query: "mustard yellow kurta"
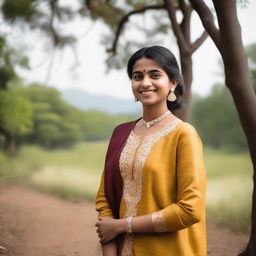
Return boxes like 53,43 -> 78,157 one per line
96,120 -> 207,256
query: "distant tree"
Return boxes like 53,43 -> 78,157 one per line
18,84 -> 138,145
0,35 -> 29,89
191,84 -> 247,150
16,84 -> 134,147
17,84 -> 85,148
189,1 -> 256,254
0,90 -> 33,153
0,35 -> 31,154
82,111 -> 138,141
191,43 -> 256,151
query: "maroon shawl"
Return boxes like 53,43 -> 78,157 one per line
104,120 -> 138,219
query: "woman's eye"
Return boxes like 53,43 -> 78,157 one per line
133,74 -> 143,80
151,73 -> 160,79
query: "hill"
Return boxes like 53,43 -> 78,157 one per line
61,89 -> 141,114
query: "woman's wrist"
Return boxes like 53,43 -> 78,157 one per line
116,218 -> 127,234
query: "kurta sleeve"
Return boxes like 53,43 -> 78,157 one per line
95,172 -> 114,218
160,125 -> 206,231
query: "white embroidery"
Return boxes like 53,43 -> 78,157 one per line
119,119 -> 182,256
152,210 -> 168,232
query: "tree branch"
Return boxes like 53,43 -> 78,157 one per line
108,4 -> 165,54
85,0 -> 92,9
213,0 -> 242,52
179,0 -> 193,18
49,0 -> 58,45
189,0 -> 221,50
164,0 -> 191,54
191,30 -> 208,53
179,0 -> 193,44
212,0 -> 251,87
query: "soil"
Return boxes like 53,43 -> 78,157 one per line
0,185 -> 249,256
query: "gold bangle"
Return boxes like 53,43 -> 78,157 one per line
126,216 -> 133,234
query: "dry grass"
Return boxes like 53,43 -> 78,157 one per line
1,143 -> 253,231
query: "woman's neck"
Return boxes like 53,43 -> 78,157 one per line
142,105 -> 169,122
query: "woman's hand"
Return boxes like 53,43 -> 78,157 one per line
95,217 -> 126,244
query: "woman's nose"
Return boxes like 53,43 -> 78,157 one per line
141,76 -> 152,87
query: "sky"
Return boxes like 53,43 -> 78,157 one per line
14,1 -> 256,100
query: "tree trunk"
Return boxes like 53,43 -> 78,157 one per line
164,0 -> 194,122
175,53 -> 193,121
164,0 -> 208,121
225,46 -> 256,256
0,126 -> 15,155
190,0 -> 256,252
212,1 -> 256,254
189,0 -> 256,254
229,77 -> 256,256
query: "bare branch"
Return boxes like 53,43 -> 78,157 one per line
85,0 -> 92,9
212,0 -> 251,86
45,49 -> 56,82
179,0 -> 193,43
49,0 -> 59,46
164,0 -> 191,54
179,0 -> 192,16
213,0 -> 242,48
108,4 -> 165,54
189,0 -> 221,50
191,30 -> 208,53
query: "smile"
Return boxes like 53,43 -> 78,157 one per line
140,90 -> 157,95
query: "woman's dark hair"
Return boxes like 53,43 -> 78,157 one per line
127,46 -> 184,111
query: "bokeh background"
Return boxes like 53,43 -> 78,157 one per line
0,0 -> 255,255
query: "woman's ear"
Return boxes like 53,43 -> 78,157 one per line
169,80 -> 178,90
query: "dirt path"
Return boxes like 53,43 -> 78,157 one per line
0,185 -> 249,256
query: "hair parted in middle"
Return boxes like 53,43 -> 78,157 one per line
127,45 -> 184,111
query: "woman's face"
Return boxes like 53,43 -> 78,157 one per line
131,57 -> 176,108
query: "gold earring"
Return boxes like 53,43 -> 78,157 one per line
167,88 -> 176,102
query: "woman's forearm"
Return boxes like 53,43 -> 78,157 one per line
125,214 -> 155,233
102,240 -> 117,256
96,213 -> 166,244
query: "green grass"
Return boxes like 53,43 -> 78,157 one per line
204,147 -> 252,232
1,143 -> 253,232
16,142 -> 108,172
2,142 -> 108,200
204,147 -> 252,178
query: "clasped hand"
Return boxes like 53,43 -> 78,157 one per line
95,217 -> 125,244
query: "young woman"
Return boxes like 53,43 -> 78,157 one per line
95,46 -> 207,256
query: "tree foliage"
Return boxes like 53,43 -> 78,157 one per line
16,84 -> 84,148
0,33 -> 31,153
0,90 -> 33,134
1,0 -> 79,48
13,84 -> 137,149
1,0 -> 37,21
0,35 -> 29,90
191,84 -> 247,151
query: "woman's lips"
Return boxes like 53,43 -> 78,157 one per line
140,90 -> 157,96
